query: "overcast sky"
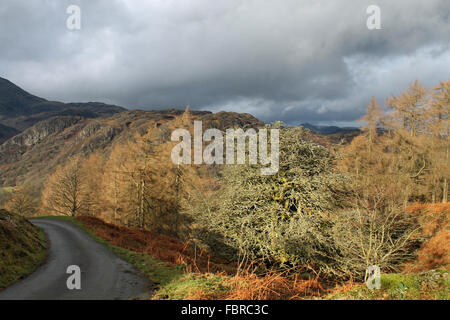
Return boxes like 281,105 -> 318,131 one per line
1,0 -> 449,126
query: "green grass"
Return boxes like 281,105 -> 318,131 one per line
103,248 -> 231,299
34,215 -> 230,299
326,269 -> 450,300
0,210 -> 48,290
153,273 -> 231,300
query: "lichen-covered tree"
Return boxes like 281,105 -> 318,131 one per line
187,126 -> 346,273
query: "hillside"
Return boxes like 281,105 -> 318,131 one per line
0,77 -> 45,117
0,124 -> 19,144
0,209 -> 47,290
0,77 -> 125,133
0,109 -> 264,188
0,77 -> 265,188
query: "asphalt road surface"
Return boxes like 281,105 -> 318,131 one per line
0,218 -> 152,300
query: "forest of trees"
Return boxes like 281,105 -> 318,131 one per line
4,79 -> 449,280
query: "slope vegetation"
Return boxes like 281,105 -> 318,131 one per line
0,109 -> 263,187
0,209 -> 47,290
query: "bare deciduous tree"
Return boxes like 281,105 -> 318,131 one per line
4,186 -> 38,217
41,157 -> 88,216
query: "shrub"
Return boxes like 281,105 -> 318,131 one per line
187,127 -> 345,273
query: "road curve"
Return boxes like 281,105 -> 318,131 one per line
0,218 -> 152,300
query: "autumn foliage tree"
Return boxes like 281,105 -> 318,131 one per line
384,80 -> 449,203
334,79 -> 449,277
99,111 -> 203,236
4,185 -> 38,217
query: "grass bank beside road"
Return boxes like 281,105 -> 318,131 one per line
0,209 -> 47,290
326,270 -> 449,300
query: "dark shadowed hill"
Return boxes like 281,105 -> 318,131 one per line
300,122 -> 360,135
0,77 -> 45,117
298,123 -> 361,145
0,124 -> 19,144
0,77 -> 125,133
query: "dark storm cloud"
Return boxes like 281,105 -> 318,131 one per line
0,0 -> 449,125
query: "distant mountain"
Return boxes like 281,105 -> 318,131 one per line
0,77 -> 45,116
300,122 -> 360,135
0,77 -> 265,188
0,77 -> 125,132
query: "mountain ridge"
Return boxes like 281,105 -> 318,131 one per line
300,122 -> 360,135
0,98 -> 264,188
0,77 -> 125,132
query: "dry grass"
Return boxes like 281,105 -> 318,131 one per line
325,278 -> 357,297
224,272 -> 321,300
405,203 -> 450,272
184,262 -> 322,300
76,215 -> 324,300
76,215 -> 235,274
183,272 -> 322,300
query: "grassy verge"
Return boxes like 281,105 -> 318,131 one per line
0,210 -> 48,290
326,269 -> 449,300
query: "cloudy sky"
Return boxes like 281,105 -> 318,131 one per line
1,0 -> 449,125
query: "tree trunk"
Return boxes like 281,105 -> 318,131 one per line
443,178 -> 448,203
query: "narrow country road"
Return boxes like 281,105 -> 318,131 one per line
0,218 -> 152,300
